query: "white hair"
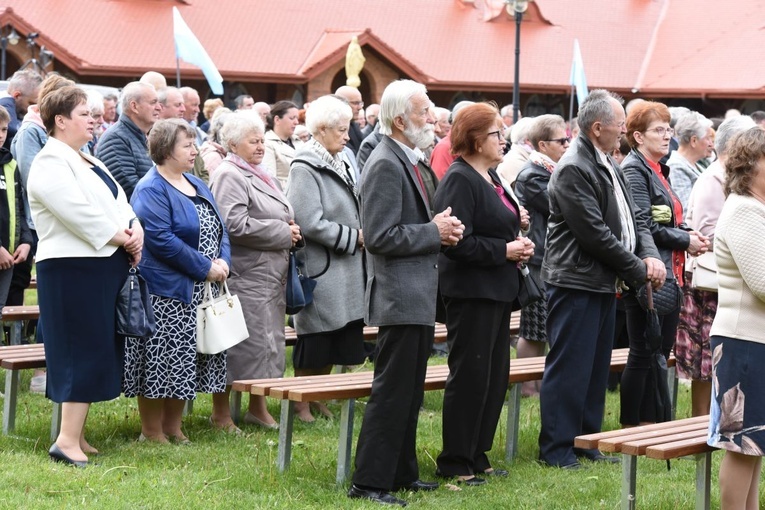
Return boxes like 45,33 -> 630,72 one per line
510,116 -> 535,144
219,111 -> 264,152
378,80 -> 427,136
715,115 -> 756,155
305,95 -> 352,135
85,89 -> 104,113
120,82 -> 155,112
675,112 -> 713,145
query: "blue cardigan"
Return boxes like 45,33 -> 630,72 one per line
131,166 -> 231,304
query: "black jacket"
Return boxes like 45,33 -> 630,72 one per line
434,158 -> 521,303
514,160 -> 550,267
346,121 -> 364,156
542,135 -> 659,292
621,149 -> 690,275
0,148 -> 33,252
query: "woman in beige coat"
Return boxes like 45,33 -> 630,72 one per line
209,112 -> 302,428
263,100 -> 301,186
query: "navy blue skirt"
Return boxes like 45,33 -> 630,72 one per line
708,335 -> 765,456
37,250 -> 130,403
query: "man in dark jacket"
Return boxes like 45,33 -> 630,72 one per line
96,82 -> 161,199
335,86 -> 365,155
0,70 -> 42,151
537,90 -> 666,469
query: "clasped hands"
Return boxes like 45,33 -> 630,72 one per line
687,231 -> 710,257
123,222 -> 144,266
432,207 -> 464,246
506,237 -> 534,263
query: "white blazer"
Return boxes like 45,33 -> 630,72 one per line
28,136 -> 136,262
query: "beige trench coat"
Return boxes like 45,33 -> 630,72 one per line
209,157 -> 294,382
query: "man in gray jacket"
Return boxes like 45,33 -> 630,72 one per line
348,80 -> 463,507
96,82 -> 160,199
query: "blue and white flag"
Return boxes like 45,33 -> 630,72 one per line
569,39 -> 588,106
172,7 -> 223,95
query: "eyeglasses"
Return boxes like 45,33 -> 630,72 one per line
545,137 -> 571,145
349,100 -> 364,107
487,130 -> 503,141
644,126 -> 674,137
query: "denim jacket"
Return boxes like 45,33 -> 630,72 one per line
131,166 -> 230,304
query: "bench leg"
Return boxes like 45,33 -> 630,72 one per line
336,398 -> 356,485
183,400 -> 193,416
277,399 -> 295,472
668,366 -> 679,420
621,454 -> 637,510
3,369 -> 19,434
50,402 -> 62,441
230,391 -> 242,425
695,452 -> 712,510
505,382 -> 521,462
9,320 -> 22,345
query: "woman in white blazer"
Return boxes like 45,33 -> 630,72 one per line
28,86 -> 143,467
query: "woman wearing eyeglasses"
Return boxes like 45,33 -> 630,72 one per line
619,101 -> 709,427
513,114 -> 569,397
666,112 -> 714,210
433,103 -> 532,484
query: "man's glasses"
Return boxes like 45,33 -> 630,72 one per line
545,137 -> 571,145
645,127 -> 674,137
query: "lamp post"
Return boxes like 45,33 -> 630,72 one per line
0,25 -> 20,81
506,0 -> 533,124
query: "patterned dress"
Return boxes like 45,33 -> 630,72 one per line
123,197 -> 227,400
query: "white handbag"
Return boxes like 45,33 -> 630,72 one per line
690,251 -> 718,292
196,281 -> 249,354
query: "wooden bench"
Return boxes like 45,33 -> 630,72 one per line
575,415 -> 715,510
503,349 -> 678,460
2,305 -> 40,345
0,343 -> 60,440
233,346 -> 675,484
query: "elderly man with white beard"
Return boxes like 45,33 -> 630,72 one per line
347,80 -> 464,507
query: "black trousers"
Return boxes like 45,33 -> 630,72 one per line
619,294 -> 679,425
538,286 -> 616,467
6,230 -> 36,307
352,324 -> 433,490
436,297 -> 512,476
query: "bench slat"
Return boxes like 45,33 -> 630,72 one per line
621,429 -> 710,456
599,421 -> 711,453
645,436 -> 716,460
574,415 -> 708,449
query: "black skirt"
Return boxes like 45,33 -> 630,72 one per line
37,250 -> 130,403
292,319 -> 367,369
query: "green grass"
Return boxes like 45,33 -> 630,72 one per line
0,348 -> 726,509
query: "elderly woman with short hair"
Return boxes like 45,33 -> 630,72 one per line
620,101 -> 709,427
126,118 -> 231,442
708,126 -> 765,510
209,112 -> 302,429
667,111 -> 714,209
285,95 -> 366,422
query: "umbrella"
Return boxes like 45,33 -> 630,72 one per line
644,285 -> 672,424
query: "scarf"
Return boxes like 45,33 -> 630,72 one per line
226,153 -> 280,192
528,150 -> 556,173
308,138 -> 357,197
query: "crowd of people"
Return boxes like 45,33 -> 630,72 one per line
2,66 -> 765,508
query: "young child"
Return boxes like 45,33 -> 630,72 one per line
0,106 -> 33,327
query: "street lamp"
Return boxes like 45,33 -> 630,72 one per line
505,0 -> 533,123
1,25 -> 20,81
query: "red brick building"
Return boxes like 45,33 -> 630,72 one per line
1,0 -> 763,117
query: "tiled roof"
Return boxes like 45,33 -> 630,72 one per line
1,0 -> 763,97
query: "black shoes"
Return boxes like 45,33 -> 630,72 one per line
393,480 -> 439,492
348,485 -> 408,506
539,458 -> 584,470
483,468 -> 509,477
48,444 -> 88,468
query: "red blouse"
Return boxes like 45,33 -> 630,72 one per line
646,159 -> 685,283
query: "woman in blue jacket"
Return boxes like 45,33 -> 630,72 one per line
124,119 -> 232,442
